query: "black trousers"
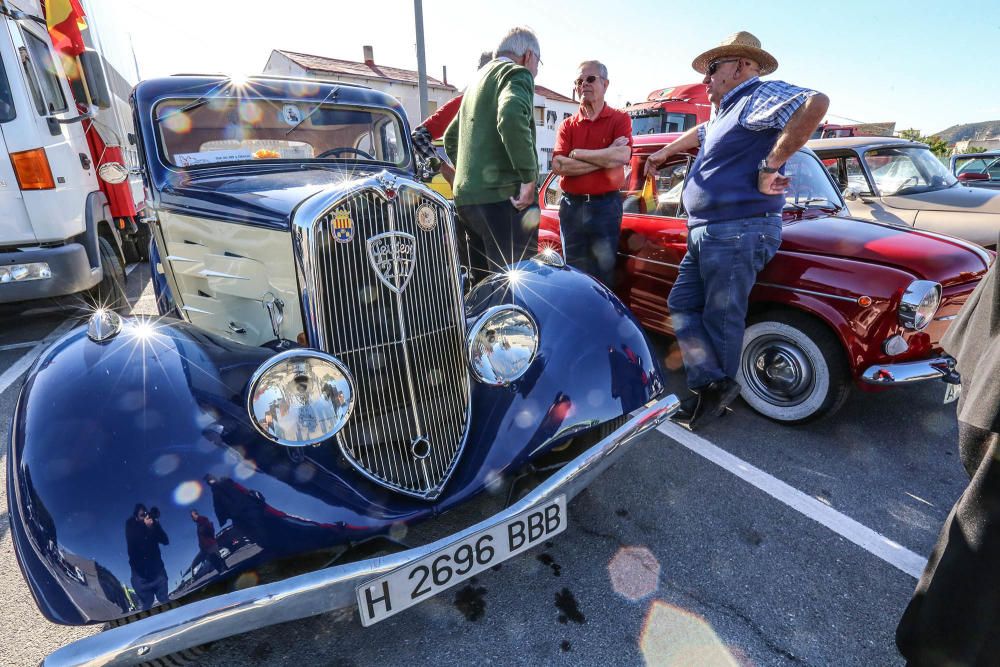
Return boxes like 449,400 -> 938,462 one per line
456,201 -> 540,285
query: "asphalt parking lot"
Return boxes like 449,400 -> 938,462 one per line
0,264 -> 967,666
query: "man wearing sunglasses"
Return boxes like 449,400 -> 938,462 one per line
643,32 -> 829,429
551,61 -> 632,288
445,27 -> 542,283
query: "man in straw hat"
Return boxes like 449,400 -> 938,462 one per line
644,31 -> 828,429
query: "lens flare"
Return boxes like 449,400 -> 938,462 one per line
640,600 -> 739,666
608,546 -> 660,601
173,480 -> 203,505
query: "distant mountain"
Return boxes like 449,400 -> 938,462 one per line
933,120 -> 1000,144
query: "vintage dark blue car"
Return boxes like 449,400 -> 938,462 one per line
7,75 -> 677,664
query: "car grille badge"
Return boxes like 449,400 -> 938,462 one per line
367,231 -> 417,294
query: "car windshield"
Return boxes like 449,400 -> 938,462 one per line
782,151 -> 843,210
863,146 -> 956,195
155,97 -> 407,168
954,155 -> 1000,180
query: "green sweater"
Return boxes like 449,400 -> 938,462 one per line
444,60 -> 538,207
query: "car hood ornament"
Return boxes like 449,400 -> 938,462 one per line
367,231 -> 416,294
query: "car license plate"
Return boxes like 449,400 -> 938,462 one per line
357,495 -> 567,626
943,382 -> 961,404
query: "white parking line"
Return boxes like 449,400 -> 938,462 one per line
0,319 -> 77,396
657,421 -> 929,579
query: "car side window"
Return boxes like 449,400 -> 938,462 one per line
20,29 -> 68,115
623,157 -> 689,218
543,175 -> 562,209
844,156 -> 873,195
822,158 -> 843,188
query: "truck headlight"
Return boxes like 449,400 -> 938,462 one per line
247,350 -> 355,447
467,305 -> 539,386
898,280 -> 941,331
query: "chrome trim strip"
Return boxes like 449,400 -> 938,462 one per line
40,395 -> 679,667
199,270 -> 250,281
755,282 -> 861,304
164,255 -> 198,263
934,314 -> 957,322
180,305 -> 213,315
618,252 -> 680,270
860,357 -> 954,385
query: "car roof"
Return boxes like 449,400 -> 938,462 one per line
806,136 -> 925,151
632,132 -> 685,148
953,150 -> 1000,158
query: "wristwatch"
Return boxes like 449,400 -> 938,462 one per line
758,159 -> 778,174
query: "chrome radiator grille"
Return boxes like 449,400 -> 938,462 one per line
299,177 -> 470,499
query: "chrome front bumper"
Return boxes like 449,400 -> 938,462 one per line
43,394 -> 679,667
860,355 -> 957,385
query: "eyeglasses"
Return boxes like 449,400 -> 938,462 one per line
707,58 -> 739,76
574,75 -> 600,87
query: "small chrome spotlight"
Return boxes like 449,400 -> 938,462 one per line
87,309 -> 123,342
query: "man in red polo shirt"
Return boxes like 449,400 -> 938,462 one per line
551,60 -> 632,287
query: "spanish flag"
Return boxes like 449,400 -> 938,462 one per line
45,0 -> 87,56
640,175 -> 657,215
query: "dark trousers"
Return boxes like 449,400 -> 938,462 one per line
456,201 -> 540,284
558,194 -> 623,288
667,216 -> 782,390
131,569 -> 169,611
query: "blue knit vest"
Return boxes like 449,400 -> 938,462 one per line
682,80 -> 783,227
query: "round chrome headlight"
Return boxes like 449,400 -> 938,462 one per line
247,350 -> 355,447
467,305 -> 539,386
898,280 -> 942,331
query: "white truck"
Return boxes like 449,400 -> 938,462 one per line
0,0 -> 145,309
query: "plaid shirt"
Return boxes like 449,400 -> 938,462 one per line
411,126 -> 437,161
697,77 -> 817,145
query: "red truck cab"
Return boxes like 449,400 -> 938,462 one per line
626,84 -> 710,136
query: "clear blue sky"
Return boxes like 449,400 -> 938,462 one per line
107,0 -> 999,135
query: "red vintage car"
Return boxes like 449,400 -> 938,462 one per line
539,133 -> 992,423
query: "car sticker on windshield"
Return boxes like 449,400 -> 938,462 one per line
332,208 -> 355,243
281,104 -> 303,126
174,149 -> 253,166
416,204 -> 437,232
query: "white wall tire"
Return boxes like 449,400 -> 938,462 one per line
738,313 -> 851,424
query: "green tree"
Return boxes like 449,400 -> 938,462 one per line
898,128 -> 952,158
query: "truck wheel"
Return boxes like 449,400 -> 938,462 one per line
92,236 -> 128,312
738,312 -> 851,424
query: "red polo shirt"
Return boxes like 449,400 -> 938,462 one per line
553,104 -> 632,195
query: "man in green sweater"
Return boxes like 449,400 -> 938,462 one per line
444,27 -> 541,283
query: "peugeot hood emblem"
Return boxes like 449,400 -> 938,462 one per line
367,232 -> 416,294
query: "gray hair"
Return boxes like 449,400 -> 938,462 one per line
577,60 -> 608,79
496,27 -> 540,61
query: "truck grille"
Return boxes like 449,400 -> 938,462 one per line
295,176 -> 470,500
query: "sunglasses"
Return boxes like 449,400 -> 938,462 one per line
574,75 -> 600,87
707,58 -> 739,76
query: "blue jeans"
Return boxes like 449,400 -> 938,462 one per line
131,569 -> 169,610
667,216 -> 782,390
558,194 -> 623,288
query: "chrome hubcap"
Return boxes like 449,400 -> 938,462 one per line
743,335 -> 815,406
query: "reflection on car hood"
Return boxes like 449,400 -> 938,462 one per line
781,215 -> 989,285
159,168 -> 382,228
882,184 -> 1000,214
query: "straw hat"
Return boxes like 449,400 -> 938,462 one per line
691,31 -> 778,76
